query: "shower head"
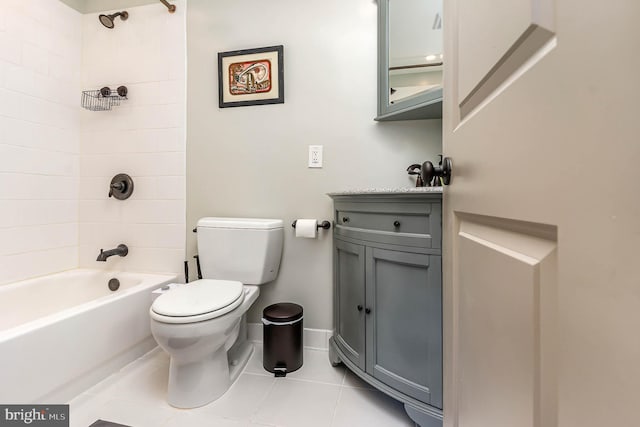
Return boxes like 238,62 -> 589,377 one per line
98,11 -> 128,29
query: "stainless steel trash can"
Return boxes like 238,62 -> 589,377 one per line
262,303 -> 303,377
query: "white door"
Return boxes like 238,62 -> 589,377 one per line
443,0 -> 640,426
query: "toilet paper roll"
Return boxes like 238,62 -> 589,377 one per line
295,219 -> 318,238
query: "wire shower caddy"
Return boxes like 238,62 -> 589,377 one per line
81,86 -> 128,111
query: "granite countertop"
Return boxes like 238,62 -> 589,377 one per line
327,187 -> 443,196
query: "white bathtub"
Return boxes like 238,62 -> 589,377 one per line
0,269 -> 177,403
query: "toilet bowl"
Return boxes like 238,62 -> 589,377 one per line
150,281 -> 259,408
149,217 -> 283,408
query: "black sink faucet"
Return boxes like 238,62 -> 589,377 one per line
97,244 -> 129,262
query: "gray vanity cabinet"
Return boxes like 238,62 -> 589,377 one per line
329,191 -> 443,427
366,247 -> 442,407
334,239 -> 366,371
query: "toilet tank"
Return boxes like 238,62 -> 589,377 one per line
196,217 -> 284,285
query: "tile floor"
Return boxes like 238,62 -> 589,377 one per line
69,344 -> 417,427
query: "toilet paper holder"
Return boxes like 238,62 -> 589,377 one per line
291,220 -> 331,230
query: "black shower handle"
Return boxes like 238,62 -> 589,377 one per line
108,174 -> 134,200
109,181 -> 126,198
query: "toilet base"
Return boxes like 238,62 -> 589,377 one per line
227,320 -> 254,383
167,346 -> 230,408
166,340 -> 254,409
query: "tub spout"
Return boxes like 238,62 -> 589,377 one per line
97,244 -> 128,262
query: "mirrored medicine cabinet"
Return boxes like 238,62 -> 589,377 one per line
375,0 -> 443,121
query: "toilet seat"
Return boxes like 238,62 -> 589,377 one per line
151,279 -> 244,324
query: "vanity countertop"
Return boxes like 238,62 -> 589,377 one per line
327,187 -> 443,196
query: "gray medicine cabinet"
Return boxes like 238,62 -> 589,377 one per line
376,0 -> 443,121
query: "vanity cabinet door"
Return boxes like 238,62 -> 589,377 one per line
334,238 -> 366,371
365,247 -> 442,408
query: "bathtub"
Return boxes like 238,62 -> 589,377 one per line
0,269 -> 177,403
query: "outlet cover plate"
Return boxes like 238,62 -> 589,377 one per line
308,145 -> 323,168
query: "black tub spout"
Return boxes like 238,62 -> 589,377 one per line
97,244 -> 128,262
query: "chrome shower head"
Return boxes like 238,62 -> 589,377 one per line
98,11 -> 128,29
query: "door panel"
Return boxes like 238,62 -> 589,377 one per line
366,247 -> 442,407
334,238 -> 366,370
456,215 -> 557,427
457,0 -> 555,118
444,0 -> 640,426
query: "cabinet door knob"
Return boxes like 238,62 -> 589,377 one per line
393,220 -> 400,227
365,308 -> 371,314
357,305 -> 363,311
342,216 -> 350,223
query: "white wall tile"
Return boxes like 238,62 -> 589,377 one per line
48,52 -> 78,84
126,104 -> 184,130
127,177 -> 158,200
0,33 -> 21,64
156,176 -> 185,200
4,63 -> 36,96
79,200 -> 123,223
0,145 -> 76,176
123,223 -> 185,249
127,247 -> 185,274
121,200 -> 184,224
80,154 -> 128,177
0,60 -> 7,88
0,246 -> 77,286
0,88 -> 24,119
78,222 -> 128,247
0,175 -> 78,200
132,152 -> 184,176
22,42 -> 48,75
0,9 -> 6,33
125,80 -> 184,106
79,3 -> 186,276
1,118 -> 78,153
18,200 -> 78,226
0,223 -> 77,256
0,3 -> 81,285
0,201 -> 20,229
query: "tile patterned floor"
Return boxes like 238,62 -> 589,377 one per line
69,345 -> 417,427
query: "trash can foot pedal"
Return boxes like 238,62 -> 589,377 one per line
274,366 -> 287,377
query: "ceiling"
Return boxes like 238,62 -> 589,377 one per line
59,0 -> 159,14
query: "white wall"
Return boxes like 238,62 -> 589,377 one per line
187,0 -> 443,329
0,0 -> 81,285
79,1 -> 186,275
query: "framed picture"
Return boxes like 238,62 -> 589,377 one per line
218,45 -> 284,108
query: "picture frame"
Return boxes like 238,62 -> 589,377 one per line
218,45 -> 284,108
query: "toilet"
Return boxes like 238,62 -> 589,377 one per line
150,217 -> 284,408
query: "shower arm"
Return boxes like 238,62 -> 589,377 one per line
159,0 -> 176,13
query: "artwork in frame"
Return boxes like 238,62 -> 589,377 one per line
218,45 -> 284,108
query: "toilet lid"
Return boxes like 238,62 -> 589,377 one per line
151,279 -> 244,323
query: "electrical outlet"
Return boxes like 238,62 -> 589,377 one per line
308,145 -> 323,168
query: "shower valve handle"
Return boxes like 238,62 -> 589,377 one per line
108,174 -> 134,200
108,182 -> 125,198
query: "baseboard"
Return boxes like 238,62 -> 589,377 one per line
247,323 -> 331,351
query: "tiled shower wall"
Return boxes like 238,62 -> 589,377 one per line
0,1 -> 81,285
0,1 -> 186,285
78,2 -> 186,275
